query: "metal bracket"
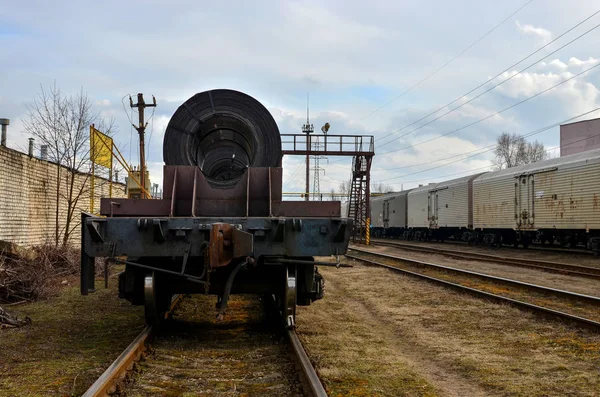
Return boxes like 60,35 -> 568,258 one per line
232,228 -> 254,258
181,242 -> 192,275
171,227 -> 192,240
86,218 -> 106,243
274,218 -> 285,242
293,218 -> 302,231
153,219 -> 167,242
333,219 -> 347,242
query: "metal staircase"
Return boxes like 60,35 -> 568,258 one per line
348,155 -> 372,243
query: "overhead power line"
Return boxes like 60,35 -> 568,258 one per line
376,9 -> 600,146
359,0 -> 534,122
385,130 -> 600,188
372,105 -> 600,182
377,60 -> 600,156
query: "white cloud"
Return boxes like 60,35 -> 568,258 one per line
493,57 -> 600,116
2,0 -> 600,194
516,20 -> 552,44
568,57 -> 600,69
548,59 -> 568,70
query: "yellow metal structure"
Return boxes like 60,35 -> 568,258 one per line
89,125 -> 153,214
90,125 -> 114,213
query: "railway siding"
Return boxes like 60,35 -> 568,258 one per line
349,247 -> 600,326
369,241 -> 600,297
299,263 -> 600,396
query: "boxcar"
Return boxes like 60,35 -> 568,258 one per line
407,184 -> 437,240
473,148 -> 600,248
429,173 -> 485,241
370,190 -> 412,238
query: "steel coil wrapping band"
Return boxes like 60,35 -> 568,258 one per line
163,89 -> 282,188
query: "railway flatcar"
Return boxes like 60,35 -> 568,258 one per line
473,148 -> 600,249
371,190 -> 412,238
80,89 -> 352,328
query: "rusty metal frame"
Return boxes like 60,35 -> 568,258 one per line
281,134 -> 374,156
101,165 -> 342,218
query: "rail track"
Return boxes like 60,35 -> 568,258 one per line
347,247 -> 600,331
370,239 -> 600,280
372,237 -> 593,255
83,295 -> 326,397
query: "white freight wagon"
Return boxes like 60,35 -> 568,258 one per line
473,148 -> 600,247
429,173 -> 485,240
370,190 -> 412,238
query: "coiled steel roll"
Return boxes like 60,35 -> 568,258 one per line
163,89 -> 282,187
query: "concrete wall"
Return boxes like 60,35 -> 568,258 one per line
0,145 -> 126,247
560,118 -> 600,157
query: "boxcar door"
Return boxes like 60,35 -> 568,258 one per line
516,175 -> 534,228
383,200 -> 390,228
429,191 -> 439,228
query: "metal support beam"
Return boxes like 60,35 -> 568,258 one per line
130,93 -> 156,199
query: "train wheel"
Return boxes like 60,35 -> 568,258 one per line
144,272 -> 171,327
283,265 -> 297,329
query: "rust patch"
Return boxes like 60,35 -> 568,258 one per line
556,200 -> 565,219
209,223 -> 233,268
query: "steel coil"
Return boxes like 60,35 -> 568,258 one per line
163,89 -> 282,187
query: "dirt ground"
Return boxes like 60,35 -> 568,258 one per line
296,259 -> 600,397
364,245 -> 600,298
0,275 -> 143,396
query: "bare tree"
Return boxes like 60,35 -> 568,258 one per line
329,187 -> 336,201
23,83 -> 116,246
371,182 -> 393,194
493,132 -> 548,170
338,180 -> 351,201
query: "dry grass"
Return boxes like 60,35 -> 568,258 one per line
371,244 -> 600,297
0,242 -> 86,303
0,273 -> 144,396
125,295 -> 303,396
373,239 -> 600,269
297,259 -> 600,396
352,250 -> 600,323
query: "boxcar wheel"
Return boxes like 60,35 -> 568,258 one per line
144,272 -> 172,327
283,265 -> 297,329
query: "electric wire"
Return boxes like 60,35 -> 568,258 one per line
376,10 -> 600,146
377,60 -> 600,156
283,162 -> 305,190
384,131 -> 600,188
146,106 -> 156,163
359,0 -> 534,122
372,105 -> 600,183
321,8 -> 600,169
121,94 -> 135,165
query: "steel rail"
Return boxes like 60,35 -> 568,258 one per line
84,294 -> 326,397
346,253 -> 600,332
370,240 -> 600,280
82,295 -> 182,397
372,237 -> 592,255
288,329 -> 328,397
349,247 -> 600,305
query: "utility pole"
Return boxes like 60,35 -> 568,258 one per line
302,93 -> 313,201
130,93 -> 156,199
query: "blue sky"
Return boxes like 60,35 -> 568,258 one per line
2,0 -> 600,194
